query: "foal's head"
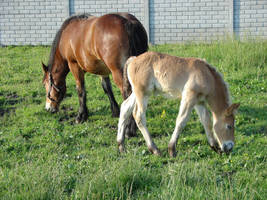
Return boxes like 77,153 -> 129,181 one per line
212,103 -> 240,153
42,63 -> 66,113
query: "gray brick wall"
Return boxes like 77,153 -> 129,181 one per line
0,0 -> 69,45
150,0 -> 231,44
234,0 -> 267,39
0,0 -> 266,46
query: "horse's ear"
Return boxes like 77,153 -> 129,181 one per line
225,103 -> 240,116
42,62 -> 48,73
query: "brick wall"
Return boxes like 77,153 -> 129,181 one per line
0,0 -> 68,45
150,0 -> 231,44
0,0 -> 266,46
234,0 -> 267,39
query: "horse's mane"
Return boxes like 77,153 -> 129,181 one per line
206,63 -> 231,105
47,13 -> 92,72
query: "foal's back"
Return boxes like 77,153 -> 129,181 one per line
128,52 -> 215,98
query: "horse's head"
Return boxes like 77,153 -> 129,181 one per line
42,62 -> 66,113
212,103 -> 240,153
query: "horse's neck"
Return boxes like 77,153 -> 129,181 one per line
51,60 -> 69,82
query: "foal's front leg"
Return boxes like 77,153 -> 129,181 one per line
69,62 -> 88,123
168,90 -> 196,157
194,104 -> 217,150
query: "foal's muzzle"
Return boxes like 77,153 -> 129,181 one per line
222,141 -> 234,153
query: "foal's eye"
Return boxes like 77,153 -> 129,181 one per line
226,125 -> 232,130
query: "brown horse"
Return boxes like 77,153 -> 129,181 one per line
117,52 -> 240,157
42,13 -> 148,136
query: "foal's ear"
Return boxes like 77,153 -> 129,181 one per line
225,103 -> 240,116
41,62 -> 48,73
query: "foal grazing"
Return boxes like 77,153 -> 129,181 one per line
117,52 -> 240,157
42,13 -> 148,136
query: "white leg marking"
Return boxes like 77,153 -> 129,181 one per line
117,93 -> 136,152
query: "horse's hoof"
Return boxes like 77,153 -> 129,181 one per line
75,113 -> 88,124
112,110 -> 120,118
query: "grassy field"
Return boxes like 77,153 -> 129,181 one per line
0,40 -> 266,199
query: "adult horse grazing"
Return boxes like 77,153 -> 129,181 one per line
117,52 -> 240,157
42,13 -> 148,136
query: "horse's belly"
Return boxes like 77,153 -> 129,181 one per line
83,59 -> 111,76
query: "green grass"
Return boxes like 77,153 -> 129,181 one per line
0,40 -> 266,199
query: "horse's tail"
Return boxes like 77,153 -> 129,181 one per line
123,56 -> 136,98
123,14 -> 148,98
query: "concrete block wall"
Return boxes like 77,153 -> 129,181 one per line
0,0 -> 266,46
69,0 -> 144,22
0,0 -> 68,45
234,0 -> 267,39
150,0 -> 231,44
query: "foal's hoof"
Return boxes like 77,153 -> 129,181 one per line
168,144 -> 177,158
209,144 -> 222,154
118,144 -> 125,153
75,112 -> 88,124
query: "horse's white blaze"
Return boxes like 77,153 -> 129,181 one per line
45,102 -> 52,111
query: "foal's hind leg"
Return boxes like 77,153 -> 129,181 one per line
168,90 -> 197,157
101,76 -> 120,117
117,93 -> 136,153
110,68 -> 137,137
133,94 -> 161,156
68,62 -> 88,123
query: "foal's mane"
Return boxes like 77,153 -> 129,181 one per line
206,63 -> 231,105
47,13 -> 92,72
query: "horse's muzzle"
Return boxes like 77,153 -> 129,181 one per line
46,102 -> 58,113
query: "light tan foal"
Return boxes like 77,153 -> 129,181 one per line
117,52 -> 240,157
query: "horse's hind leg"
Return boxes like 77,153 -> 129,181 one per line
101,76 -> 120,117
168,90 -> 196,157
117,93 -> 136,153
68,61 -> 88,123
133,94 -> 161,156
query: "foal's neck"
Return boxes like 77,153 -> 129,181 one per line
208,74 -> 230,119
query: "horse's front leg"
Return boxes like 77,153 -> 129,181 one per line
69,62 -> 88,123
101,76 -> 120,117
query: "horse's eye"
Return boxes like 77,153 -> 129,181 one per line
226,125 -> 232,130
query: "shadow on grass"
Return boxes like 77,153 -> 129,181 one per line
0,92 -> 22,116
237,105 -> 267,136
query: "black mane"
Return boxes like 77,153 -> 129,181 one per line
47,13 -> 92,72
